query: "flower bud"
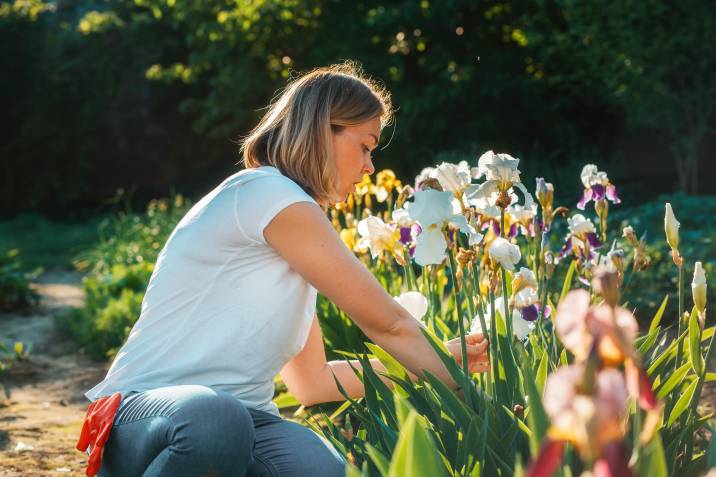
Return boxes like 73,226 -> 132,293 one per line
535,178 -> 553,210
664,203 -> 680,252
396,184 -> 414,209
622,226 -> 638,247
692,261 -> 707,318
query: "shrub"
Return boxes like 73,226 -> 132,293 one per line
0,249 -> 39,312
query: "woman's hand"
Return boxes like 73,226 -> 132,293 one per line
445,332 -> 490,374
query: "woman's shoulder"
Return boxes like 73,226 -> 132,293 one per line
227,166 -> 316,203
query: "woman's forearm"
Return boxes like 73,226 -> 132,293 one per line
366,313 -> 458,390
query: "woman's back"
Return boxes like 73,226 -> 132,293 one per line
85,166 -> 319,416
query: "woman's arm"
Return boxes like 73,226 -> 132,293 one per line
265,201 -> 484,397
281,315 -> 489,406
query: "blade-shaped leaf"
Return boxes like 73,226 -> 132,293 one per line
387,410 -> 449,477
667,378 -> 698,427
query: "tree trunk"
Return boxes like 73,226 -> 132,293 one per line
671,134 -> 701,194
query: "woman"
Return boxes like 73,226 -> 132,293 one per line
79,62 -> 489,477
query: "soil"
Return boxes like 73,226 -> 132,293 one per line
0,271 -> 714,476
0,271 -> 108,476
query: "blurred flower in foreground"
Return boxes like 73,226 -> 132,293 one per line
555,289 -> 637,365
577,164 -> 620,210
540,365 -> 631,468
394,291 -> 428,322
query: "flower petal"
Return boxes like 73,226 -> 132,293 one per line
526,440 -> 566,477
413,227 -> 448,266
394,291 -> 429,321
606,184 -> 621,204
577,188 -> 593,210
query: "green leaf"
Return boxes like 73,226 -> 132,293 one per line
708,423 -> 716,468
366,343 -> 409,380
272,391 -> 300,409
328,399 -> 352,421
559,259 -> 577,304
656,363 -> 692,400
649,295 -> 669,333
636,431 -> 669,477
536,349 -> 548,393
520,366 -> 549,454
387,410 -> 448,477
688,308 -> 703,375
667,378 -> 698,427
366,444 -> 391,476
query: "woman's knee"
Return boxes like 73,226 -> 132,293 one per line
168,387 -> 255,462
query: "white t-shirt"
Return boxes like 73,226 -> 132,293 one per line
85,166 -> 319,416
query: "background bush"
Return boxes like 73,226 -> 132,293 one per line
2,0 -> 715,216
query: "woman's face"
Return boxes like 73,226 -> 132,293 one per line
332,116 -> 381,203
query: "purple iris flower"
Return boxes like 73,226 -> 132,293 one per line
558,234 -> 602,260
399,227 -> 412,245
521,303 -> 552,322
492,221 -> 518,238
578,183 -> 621,210
586,232 -> 602,249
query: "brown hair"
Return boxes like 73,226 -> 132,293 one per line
240,61 -> 393,208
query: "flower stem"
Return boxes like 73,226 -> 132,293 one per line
674,264 -> 684,373
447,244 -> 471,385
499,208 -> 514,340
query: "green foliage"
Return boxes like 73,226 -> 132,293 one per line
611,193 -> 716,323
0,248 -> 39,312
4,0 -> 714,214
0,213 -> 101,269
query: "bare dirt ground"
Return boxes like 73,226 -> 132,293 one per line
0,271 -> 714,476
0,271 -> 108,476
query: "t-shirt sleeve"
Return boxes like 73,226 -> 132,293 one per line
233,174 -> 318,246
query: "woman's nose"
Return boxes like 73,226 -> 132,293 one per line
364,158 -> 375,176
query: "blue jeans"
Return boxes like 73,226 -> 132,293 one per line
95,385 -> 346,477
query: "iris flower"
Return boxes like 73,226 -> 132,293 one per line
394,291 -> 429,322
356,216 -> 400,259
559,214 -> 602,262
488,237 -> 521,271
470,296 -> 534,341
405,189 -> 480,266
543,365 -> 630,462
511,267 -> 550,321
577,164 -> 621,210
374,169 -> 402,203
466,151 -> 534,210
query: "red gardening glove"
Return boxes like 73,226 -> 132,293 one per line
76,393 -> 122,477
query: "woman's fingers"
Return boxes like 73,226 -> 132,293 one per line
465,332 -> 486,345
466,340 -> 489,355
